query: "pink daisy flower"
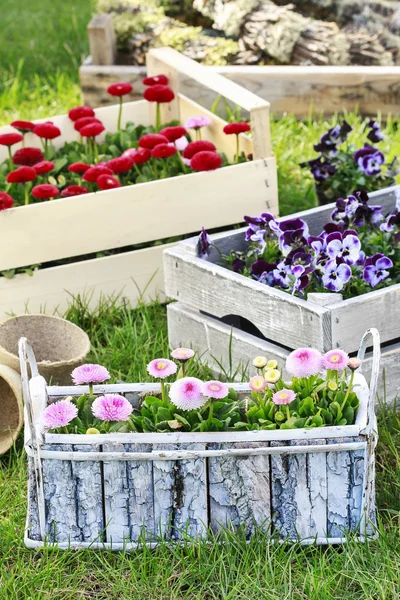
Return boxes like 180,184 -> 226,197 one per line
91,394 -> 132,422
44,400 -> 78,428
170,348 -> 195,362
249,375 -> 268,393
272,389 -> 296,405
202,380 -> 229,399
286,348 -> 322,378
147,358 -> 177,379
322,349 -> 349,371
169,377 -> 207,411
184,115 -> 211,130
348,357 -> 361,370
71,364 -> 110,385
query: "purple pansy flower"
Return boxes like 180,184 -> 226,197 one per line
354,145 -> 385,176
322,259 -> 352,292
363,254 -> 393,287
251,259 -> 276,285
326,231 -> 361,265
272,218 -> 309,256
232,257 -> 245,273
273,260 -> 291,288
307,157 -> 336,182
291,264 -> 312,295
249,228 -> 267,253
198,227 -> 211,259
367,120 -> 384,143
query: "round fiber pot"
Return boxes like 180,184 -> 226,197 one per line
0,364 -> 23,455
0,314 -> 90,385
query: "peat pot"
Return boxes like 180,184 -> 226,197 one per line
0,315 -> 90,385
0,363 -> 23,454
21,330 -> 379,549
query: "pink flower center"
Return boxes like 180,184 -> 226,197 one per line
156,361 -> 167,370
185,383 -> 194,392
299,352 -> 309,361
209,383 -> 221,391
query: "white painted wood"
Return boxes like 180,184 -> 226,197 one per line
153,443 -> 177,539
80,59 -> 400,117
0,243 -> 172,321
308,293 -> 343,307
0,157 -> 277,272
327,438 -> 354,538
208,441 -> 271,537
88,14 -> 116,66
103,442 -> 154,543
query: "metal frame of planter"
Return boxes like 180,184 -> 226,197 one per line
21,328 -> 380,550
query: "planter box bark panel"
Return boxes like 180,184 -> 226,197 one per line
21,335 -> 378,549
164,186 -> 399,354
80,58 -> 400,117
0,48 -> 277,319
167,302 -> 400,407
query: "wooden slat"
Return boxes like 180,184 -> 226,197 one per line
88,14 -> 116,66
0,157 -> 277,271
164,248 -> 330,350
0,243 -> 173,320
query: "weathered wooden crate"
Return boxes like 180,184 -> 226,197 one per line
0,48 -> 277,319
21,332 -> 379,549
80,15 -> 400,116
165,186 -> 400,405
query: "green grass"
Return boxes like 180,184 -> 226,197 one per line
0,297 -> 399,600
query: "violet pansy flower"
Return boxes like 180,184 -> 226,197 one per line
322,259 -> 351,292
326,231 -> 361,265
354,145 -> 384,176
363,254 -> 393,288
197,226 -> 211,259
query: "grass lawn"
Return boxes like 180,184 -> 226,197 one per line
0,1 -> 399,598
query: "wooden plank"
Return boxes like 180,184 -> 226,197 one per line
79,61 -> 400,117
152,443 -> 177,539
79,61 -> 146,107
0,157 -> 277,271
0,243 -> 173,321
164,248 -> 330,350
42,443 -> 103,543
326,438 -> 353,538
102,442 -> 154,544
88,14 -> 116,66
208,442 -> 271,538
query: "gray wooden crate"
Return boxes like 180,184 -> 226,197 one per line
164,186 -> 399,403
20,335 -> 379,550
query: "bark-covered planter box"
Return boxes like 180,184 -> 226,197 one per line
80,16 -> 400,117
0,47 -> 277,319
164,186 -> 399,405
21,334 -> 378,550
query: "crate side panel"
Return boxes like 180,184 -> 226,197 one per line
208,442 -> 271,538
164,251 -> 329,350
103,443 -> 154,544
153,443 -> 176,540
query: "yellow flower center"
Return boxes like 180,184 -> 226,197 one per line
331,355 -> 340,362
157,361 -> 167,369
209,384 -> 220,391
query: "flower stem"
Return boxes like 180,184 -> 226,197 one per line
24,184 -> 29,206
22,135 -> 25,148
63,426 -> 69,434
286,405 -> 291,421
117,97 -> 123,131
7,147 -> 13,170
93,138 -> 99,163
89,382 -> 94,398
156,103 -> 161,132
44,139 -> 48,160
208,401 -> 214,427
161,380 -> 166,402
162,160 -> 167,179
341,369 -> 355,411
152,159 -> 158,180
235,134 -> 239,164
133,163 -> 141,178
177,151 -> 187,174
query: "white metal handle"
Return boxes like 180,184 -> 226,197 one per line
357,328 -> 380,435
146,47 -> 272,159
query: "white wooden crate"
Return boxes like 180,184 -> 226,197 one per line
164,186 -> 399,404
0,48 -> 277,318
20,331 -> 379,549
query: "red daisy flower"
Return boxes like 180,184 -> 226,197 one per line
61,185 -> 90,198
223,122 -> 251,135
83,166 -> 113,183
97,174 -> 121,190
31,184 -> 59,200
68,106 -> 95,122
130,148 -> 151,164
12,147 -> 44,166
182,140 -> 216,160
107,82 -> 133,97
74,117 -> 102,132
7,166 -> 36,184
10,120 -> 35,134
68,162 -> 91,174
0,192 -> 14,210
159,126 -> 187,142
0,133 -> 23,146
138,133 -> 168,149
143,85 -> 175,103
33,161 -> 55,175
142,74 -> 169,86
190,151 -> 222,172
33,122 -> 61,140
151,144 -> 177,159
80,122 -> 105,138
107,156 -> 133,174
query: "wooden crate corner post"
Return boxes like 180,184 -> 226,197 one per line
88,14 -> 116,67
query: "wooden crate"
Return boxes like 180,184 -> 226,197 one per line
80,15 -> 400,116
20,334 -> 378,549
0,48 -> 277,319
164,186 -> 399,405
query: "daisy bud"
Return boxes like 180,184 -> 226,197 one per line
348,357 -> 361,371
267,359 -> 278,370
253,356 -> 267,369
264,368 -> 281,384
86,428 -> 100,435
328,381 -> 338,391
